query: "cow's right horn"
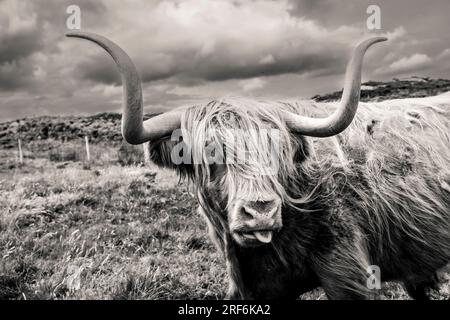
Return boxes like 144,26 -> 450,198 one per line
283,37 -> 387,137
66,31 -> 182,144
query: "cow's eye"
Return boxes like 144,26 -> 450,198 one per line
209,164 -> 226,178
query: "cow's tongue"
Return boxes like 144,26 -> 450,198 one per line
254,231 -> 272,243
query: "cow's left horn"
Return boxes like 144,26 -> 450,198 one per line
283,37 -> 387,137
66,31 -> 182,144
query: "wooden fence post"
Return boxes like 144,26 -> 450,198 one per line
85,136 -> 91,163
143,142 -> 150,165
18,139 -> 23,164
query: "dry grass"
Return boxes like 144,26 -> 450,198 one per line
0,140 -> 449,300
0,150 -> 227,300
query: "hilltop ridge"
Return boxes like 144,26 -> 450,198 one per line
312,77 -> 450,102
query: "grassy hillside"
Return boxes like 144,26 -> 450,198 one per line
1,78 -> 449,300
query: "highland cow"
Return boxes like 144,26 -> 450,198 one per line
67,32 -> 450,299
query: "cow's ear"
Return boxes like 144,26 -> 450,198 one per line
148,137 -> 193,171
292,134 -> 310,163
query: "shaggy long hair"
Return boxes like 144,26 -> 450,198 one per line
306,93 -> 450,278
181,98 -> 305,204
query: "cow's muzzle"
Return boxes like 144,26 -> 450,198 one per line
229,198 -> 282,247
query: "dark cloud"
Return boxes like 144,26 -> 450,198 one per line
77,56 -> 121,85
0,60 -> 35,90
76,45 -> 346,85
0,29 -> 42,64
199,53 -> 345,82
0,0 -> 109,91
0,2 -> 43,90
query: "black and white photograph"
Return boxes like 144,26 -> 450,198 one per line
0,0 -> 449,306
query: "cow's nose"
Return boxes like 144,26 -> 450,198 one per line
241,199 -> 281,219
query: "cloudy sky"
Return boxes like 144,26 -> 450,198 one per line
1,0 -> 450,121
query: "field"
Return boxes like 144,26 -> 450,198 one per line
0,141 -> 229,300
0,139 -> 449,300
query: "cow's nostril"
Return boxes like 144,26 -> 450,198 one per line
241,206 -> 255,219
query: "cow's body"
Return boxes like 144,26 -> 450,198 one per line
152,96 -> 450,299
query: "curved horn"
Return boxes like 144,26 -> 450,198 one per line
283,37 -> 387,137
66,31 -> 181,144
